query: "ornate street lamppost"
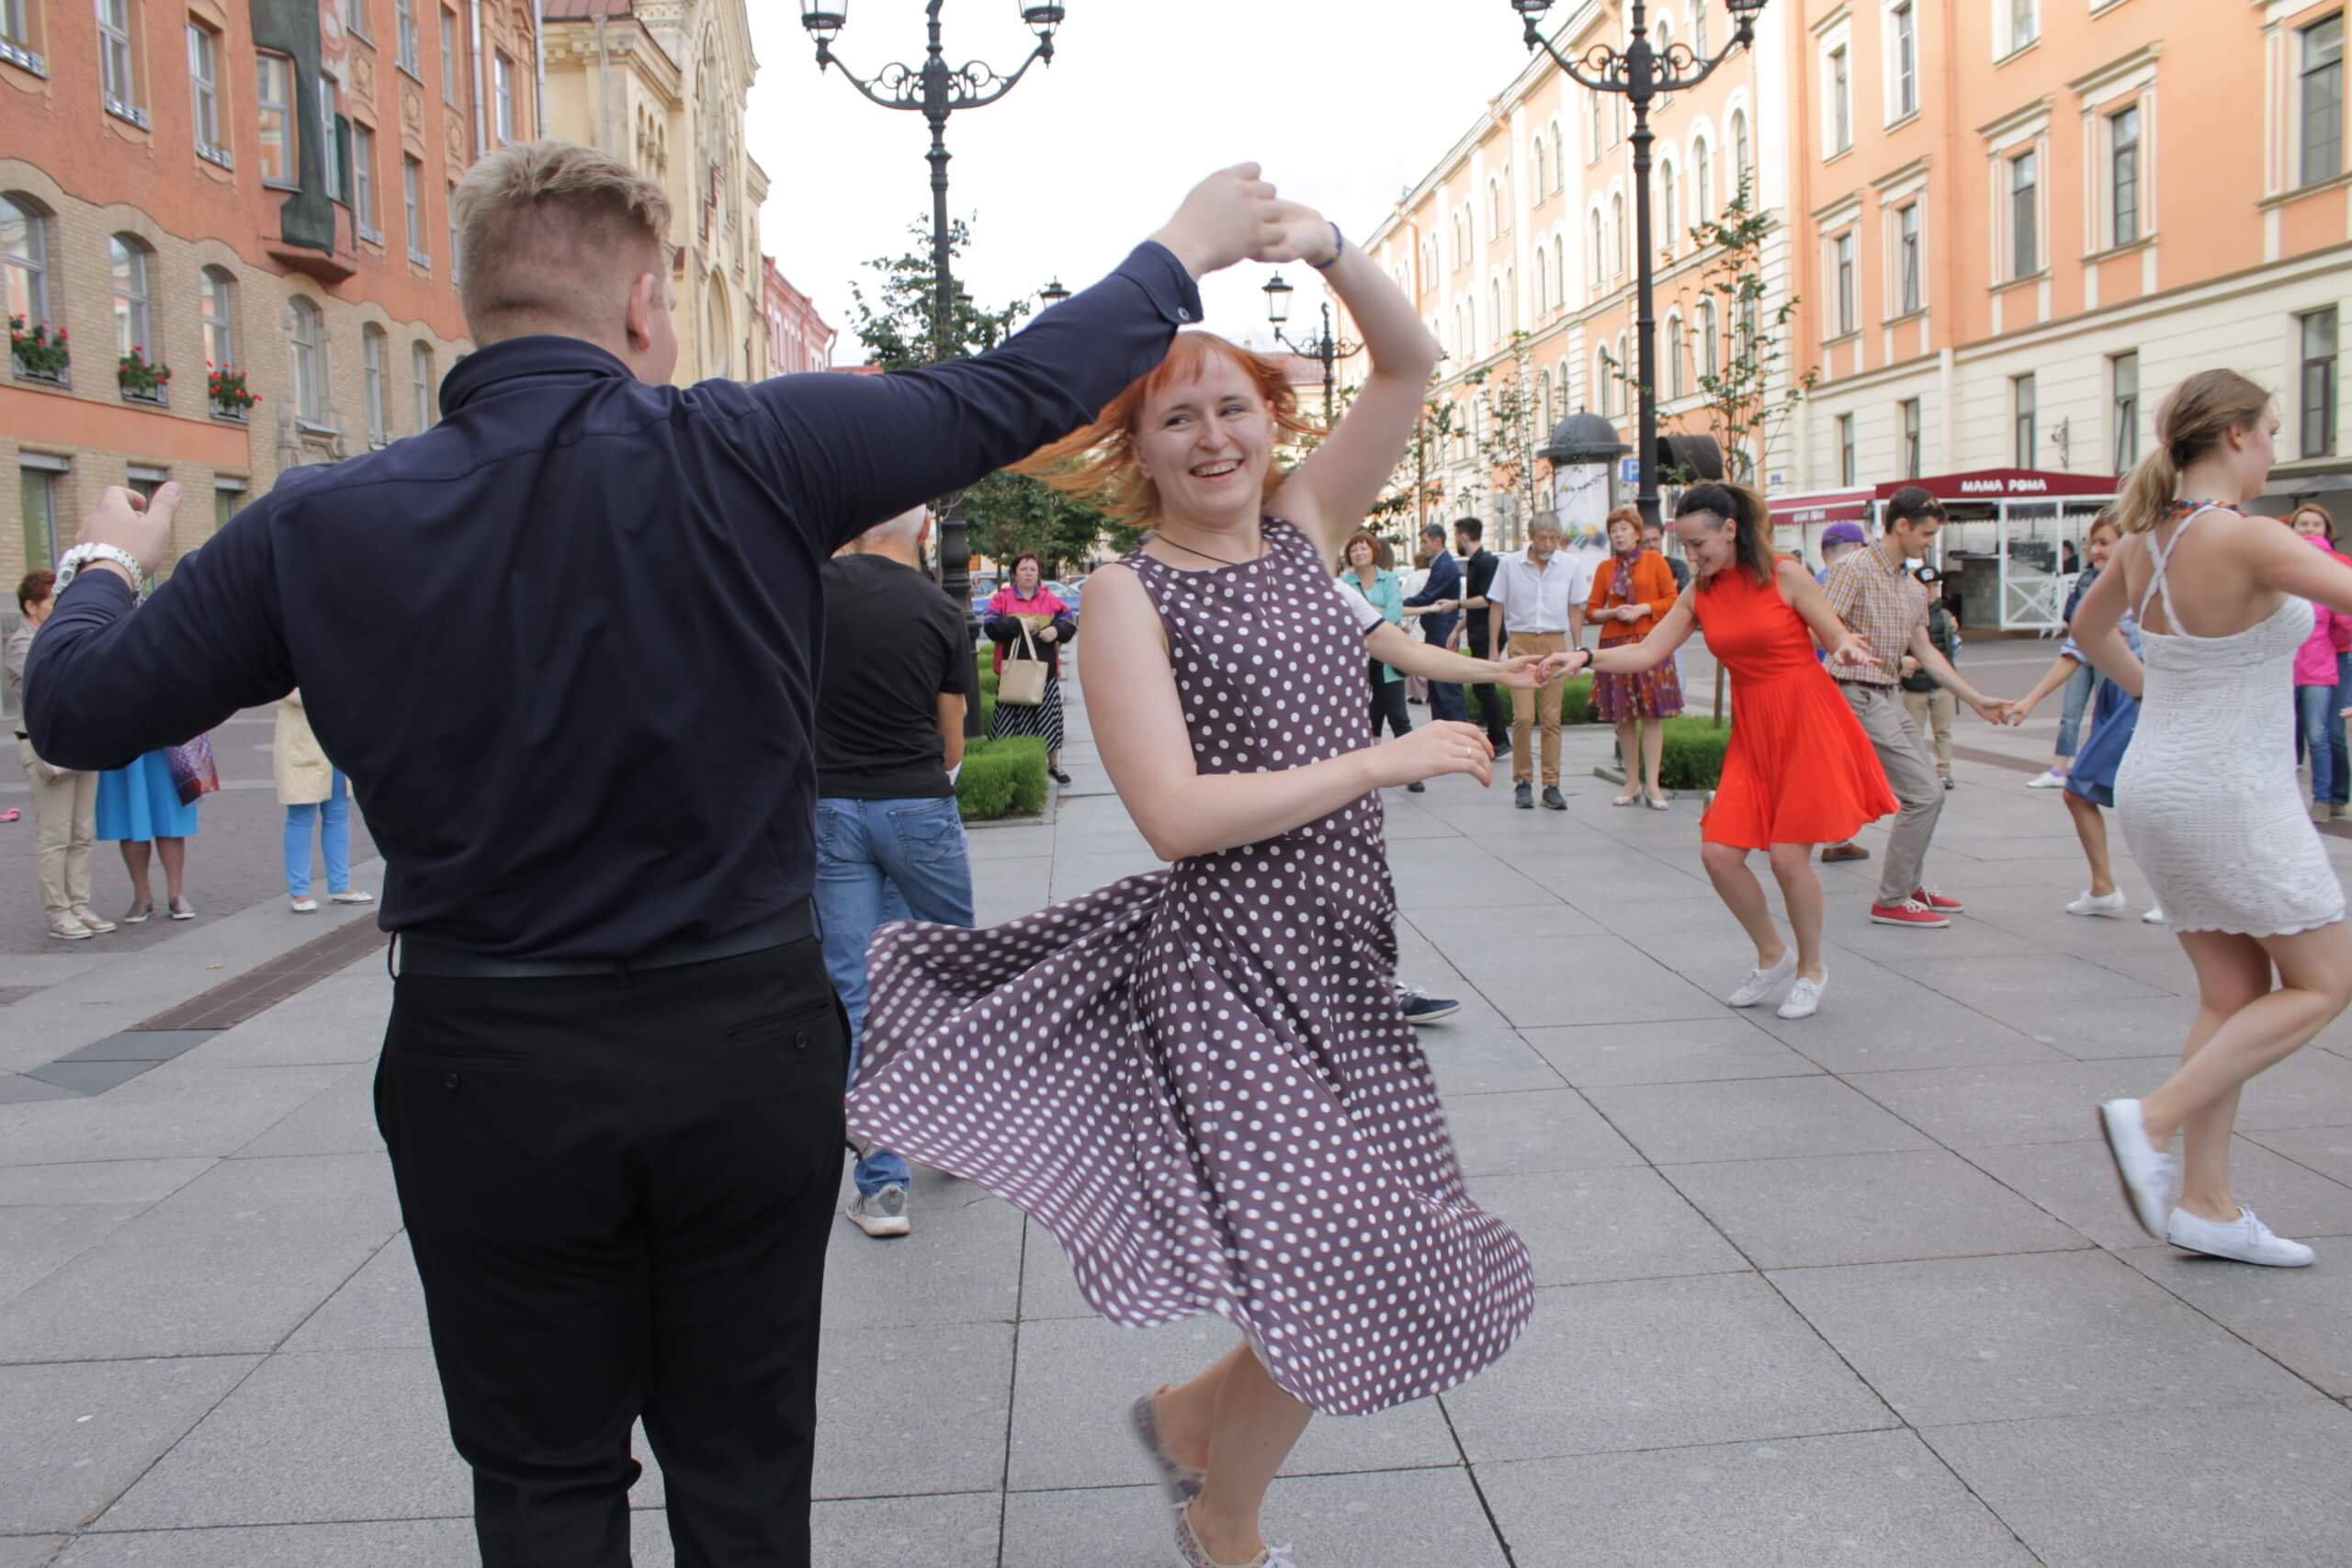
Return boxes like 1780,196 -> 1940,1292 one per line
1506,0 -> 1769,527
802,1 -> 1069,733
1261,271 -> 1365,426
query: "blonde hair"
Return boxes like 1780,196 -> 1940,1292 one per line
453,140 -> 672,343
2116,369 -> 2271,535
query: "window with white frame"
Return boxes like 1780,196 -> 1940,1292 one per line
2109,105 -> 2142,246
1535,247 -> 1549,314
493,51 -> 515,141
1489,279 -> 1502,347
352,123 -> 378,237
1699,298 -> 1717,378
96,0 -> 143,124
1659,159 -> 1679,249
200,265 -> 235,371
447,184 -> 461,282
188,22 -> 229,165
440,6 -> 459,102
20,459 -> 64,569
342,0 -> 369,39
3,194 -> 50,332
1896,202 -> 1922,315
1552,234 -> 1565,309
403,155 -> 426,264
1535,139 -> 1549,202
319,77 -> 342,202
1838,413 -> 1857,486
413,340 -> 434,431
1,0 -> 43,72
1694,134 -> 1714,216
256,53 -> 295,187
1589,209 -> 1603,292
1588,92 -> 1602,164
287,297 -> 327,424
2008,148 -> 2039,278
362,323 -> 386,444
2003,0 -> 2039,57
395,0 -> 418,73
2302,307 -> 2338,458
1552,123 -> 1566,190
1488,177 -> 1501,236
1900,397 -> 1922,477
1887,1 -> 1917,122
2012,372 -> 2037,468
1827,42 -> 1852,154
1730,112 -> 1749,197
1692,0 -> 1709,57
108,233 -> 153,367
2110,352 -> 2139,473
1667,313 -> 1685,398
1611,191 -> 1626,275
2302,14 -> 2344,186
1833,231 -> 1856,337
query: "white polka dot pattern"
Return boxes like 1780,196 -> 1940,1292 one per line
847,519 -> 1535,1416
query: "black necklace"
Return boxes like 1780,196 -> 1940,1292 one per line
1154,531 -> 1261,569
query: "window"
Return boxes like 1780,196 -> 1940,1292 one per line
96,0 -> 142,123
1838,413 -> 1857,486
1891,3 -> 1917,119
256,54 -> 294,186
395,0 -> 418,73
1694,135 -> 1714,217
362,324 -> 386,444
2111,352 -> 2139,473
352,123 -> 377,236
2302,307 -> 2339,458
213,478 -> 246,531
287,297 -> 325,423
188,23 -> 228,164
2013,373 -> 2037,468
2110,106 -> 2141,246
199,265 -> 234,374
1489,280 -> 1501,346
2009,150 -> 2039,278
1588,92 -> 1602,163
1611,192 -> 1626,275
2007,0 -> 2039,55
1829,45 -> 1852,153
1659,161 -> 1678,248
1535,139 -> 1548,202
402,155 -> 425,263
108,234 -> 152,361
440,7 -> 458,101
342,0 -> 368,39
1901,397 -> 1923,478
19,463 -> 62,570
1589,209 -> 1603,291
2302,14 -> 2344,186
1668,315 -> 1685,399
1,193 -> 50,328
319,77 -> 342,202
1897,203 -> 1921,315
412,341 -> 433,426
1731,113 -> 1750,197
1552,124 -> 1565,190
1551,234 -> 1564,310
493,51 -> 515,142
1487,178 -> 1501,237
1,0 -> 41,73
447,184 -> 460,282
1700,299 -> 1718,378
1693,0 -> 1709,57
1833,231 -> 1856,336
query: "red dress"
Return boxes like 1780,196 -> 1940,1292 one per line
1690,561 -> 1897,849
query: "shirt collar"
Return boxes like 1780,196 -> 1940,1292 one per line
439,335 -> 635,415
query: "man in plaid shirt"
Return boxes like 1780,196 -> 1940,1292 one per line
1822,488 -> 2011,928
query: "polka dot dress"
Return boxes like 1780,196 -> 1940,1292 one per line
849,519 -> 1534,1416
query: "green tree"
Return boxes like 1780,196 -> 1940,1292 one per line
1368,389 -> 1464,538
1471,335 -> 1549,535
848,216 -> 1117,574
1666,172 -> 1816,485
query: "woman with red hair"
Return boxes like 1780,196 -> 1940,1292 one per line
848,206 -> 1536,1567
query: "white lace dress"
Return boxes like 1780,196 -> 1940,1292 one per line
2115,506 -> 2347,936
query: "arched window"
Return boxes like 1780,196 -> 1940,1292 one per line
287,297 -> 326,423
1588,93 -> 1603,162
1488,178 -> 1501,236
1659,161 -> 1679,251
1505,265 -> 1516,333
1552,124 -> 1566,189
108,235 -> 153,363
1599,347 -> 1617,417
1467,297 -> 1478,355
1534,140 -> 1549,201
1490,280 -> 1502,346
1536,247 -> 1551,315
1693,0 -> 1710,57
362,324 -> 387,443
2,194 -> 52,327
1694,135 -> 1715,219
1731,109 -> 1751,199
1666,313 -> 1684,399
1589,209 -> 1604,293
705,288 -> 729,378
1553,234 -> 1566,309
413,341 -> 435,430
200,265 -> 237,371
1699,298 -> 1718,379
1611,193 -> 1627,275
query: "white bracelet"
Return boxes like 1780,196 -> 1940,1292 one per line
55,543 -> 153,602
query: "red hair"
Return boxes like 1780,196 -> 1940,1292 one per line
1019,332 -> 1320,527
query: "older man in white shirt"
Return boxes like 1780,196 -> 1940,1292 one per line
1483,514 -> 1589,809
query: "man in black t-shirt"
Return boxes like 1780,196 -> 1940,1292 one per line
1453,517 -> 1509,750
814,505 -> 977,1240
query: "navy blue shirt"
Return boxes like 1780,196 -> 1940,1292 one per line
1403,547 -> 1462,646
28,243 -> 1201,961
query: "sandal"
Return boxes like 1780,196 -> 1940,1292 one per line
1611,791 -> 1642,807
1645,793 -> 1672,811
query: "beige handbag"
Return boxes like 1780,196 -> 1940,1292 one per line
998,621 -> 1049,706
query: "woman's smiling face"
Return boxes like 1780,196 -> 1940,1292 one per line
1135,355 -> 1274,525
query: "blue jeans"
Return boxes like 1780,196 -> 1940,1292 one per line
2333,653 -> 2349,806
283,770 -> 350,898
2300,684 -> 2339,806
1429,680 -> 1467,723
2055,661 -> 2096,761
815,795 -> 976,1197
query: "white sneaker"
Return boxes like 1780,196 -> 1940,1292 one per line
2143,907 -> 2166,925
1726,950 -> 1797,1008
1776,972 -> 1827,1020
2098,1099 -> 2177,1240
2066,889 -> 2128,919
2165,1206 -> 2314,1268
845,1184 -> 910,1238
46,915 -> 94,942
290,897 -> 320,913
2027,768 -> 2069,789
330,889 -> 375,905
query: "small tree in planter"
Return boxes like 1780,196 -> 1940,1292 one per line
8,315 -> 69,381
206,362 -> 260,419
118,345 -> 171,401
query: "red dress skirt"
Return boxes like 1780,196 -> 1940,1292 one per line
1690,564 -> 1897,849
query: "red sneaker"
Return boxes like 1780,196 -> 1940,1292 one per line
1871,897 -> 1951,929
1911,886 -> 1964,914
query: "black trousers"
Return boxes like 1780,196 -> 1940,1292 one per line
1466,621 -> 1509,744
375,940 -> 846,1568
1367,662 -> 1412,739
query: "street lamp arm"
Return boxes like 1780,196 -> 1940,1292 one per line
810,48 -> 929,111
1519,29 -> 1742,96
1521,28 -> 1629,94
944,39 -> 1056,109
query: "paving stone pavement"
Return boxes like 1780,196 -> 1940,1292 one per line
4,682 -> 2352,1566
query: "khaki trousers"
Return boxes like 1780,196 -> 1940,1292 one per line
1508,631 -> 1568,786
1838,682 -> 1943,906
1901,687 -> 1956,777
18,738 -> 96,918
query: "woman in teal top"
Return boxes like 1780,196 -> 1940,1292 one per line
1340,529 -> 1423,791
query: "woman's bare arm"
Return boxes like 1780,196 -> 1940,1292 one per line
1776,559 -> 1871,668
1581,587 -> 1698,675
2066,545 -> 2144,700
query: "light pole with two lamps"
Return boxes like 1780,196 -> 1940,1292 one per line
1505,0 -> 1770,528
1261,270 -> 1364,427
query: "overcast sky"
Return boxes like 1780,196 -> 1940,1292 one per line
741,2 -> 1542,362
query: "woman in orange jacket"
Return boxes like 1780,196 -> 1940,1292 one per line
1588,505 -> 1686,807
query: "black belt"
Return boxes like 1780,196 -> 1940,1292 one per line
391,901 -> 814,980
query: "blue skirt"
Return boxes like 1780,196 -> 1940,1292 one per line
2065,679 -> 2138,810
95,751 -> 202,841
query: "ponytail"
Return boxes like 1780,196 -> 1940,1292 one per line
2114,447 -> 2179,537
1675,480 -> 1774,588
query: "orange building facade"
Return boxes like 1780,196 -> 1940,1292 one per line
1347,0 -> 2352,545
2,0 -> 539,593
761,254 -> 833,378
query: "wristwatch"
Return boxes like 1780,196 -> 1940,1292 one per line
54,543 -> 153,603
1309,221 -> 1344,271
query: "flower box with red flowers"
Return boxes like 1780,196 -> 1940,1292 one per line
207,363 -> 259,420
8,314 -> 69,383
119,345 -> 171,403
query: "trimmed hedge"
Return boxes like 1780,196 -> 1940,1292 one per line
1465,673 -> 1595,732
977,667 -> 998,734
1657,716 -> 1732,791
957,735 -> 1047,821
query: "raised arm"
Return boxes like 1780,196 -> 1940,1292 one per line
2066,544 -> 2144,701
1581,585 -> 1699,675
1263,215 -> 1443,566
1081,565 -> 1490,861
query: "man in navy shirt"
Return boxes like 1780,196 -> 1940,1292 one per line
28,141 -> 1283,1568
1401,519 -> 1465,721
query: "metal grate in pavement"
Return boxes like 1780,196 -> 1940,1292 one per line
131,914 -> 387,1032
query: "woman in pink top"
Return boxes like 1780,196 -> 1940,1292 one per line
2291,525 -> 2344,820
